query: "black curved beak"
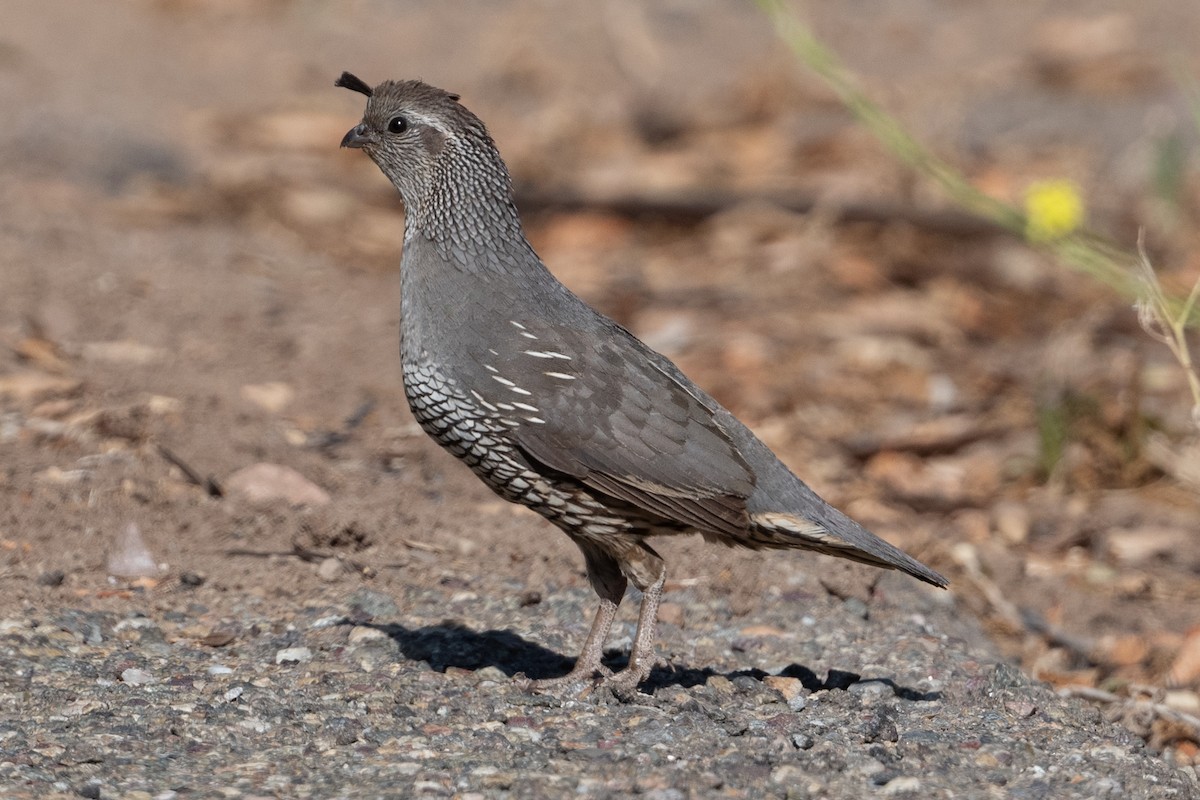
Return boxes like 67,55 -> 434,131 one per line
341,123 -> 373,149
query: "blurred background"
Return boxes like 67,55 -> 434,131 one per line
3,0 -> 1200,763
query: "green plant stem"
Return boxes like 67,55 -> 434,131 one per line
755,0 -> 1197,324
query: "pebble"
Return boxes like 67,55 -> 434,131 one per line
239,381 -> 295,413
207,665 -> 234,676
37,570 -> 66,587
224,686 -> 244,702
882,776 -> 923,795
317,557 -> 343,582
349,589 -> 399,620
225,463 -> 331,507
120,668 -> 155,686
275,647 -> 313,664
347,625 -> 387,644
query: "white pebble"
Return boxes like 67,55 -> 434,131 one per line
275,646 -> 313,664
120,667 -> 155,686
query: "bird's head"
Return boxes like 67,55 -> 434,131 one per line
336,72 -> 503,214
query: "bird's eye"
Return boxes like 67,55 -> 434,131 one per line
387,116 -> 409,134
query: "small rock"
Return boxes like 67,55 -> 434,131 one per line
1003,699 -> 1037,719
120,667 -> 155,686
763,676 -> 805,709
37,570 -> 66,587
106,523 -> 160,579
349,588 -> 399,620
179,572 -> 205,587
323,716 -> 361,746
518,590 -> 542,607
207,665 -> 233,676
348,625 -> 387,644
791,732 -> 815,750
226,462 -> 331,507
474,666 -> 508,684
882,776 -> 922,795
275,646 -> 313,665
199,629 -> 236,648
317,556 -> 343,582
224,686 -> 244,702
240,381 -> 295,413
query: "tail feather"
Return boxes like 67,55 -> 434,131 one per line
750,511 -> 948,588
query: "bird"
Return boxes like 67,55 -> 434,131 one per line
335,72 -> 947,696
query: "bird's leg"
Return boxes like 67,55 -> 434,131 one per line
604,569 -> 665,697
528,540 -> 626,694
528,595 -> 619,692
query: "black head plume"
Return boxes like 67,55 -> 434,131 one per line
335,72 -> 373,97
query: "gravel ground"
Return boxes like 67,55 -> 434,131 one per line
5,2 -> 1200,798
2,572 -> 1194,799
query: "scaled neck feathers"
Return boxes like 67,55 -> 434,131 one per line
406,136 -> 537,278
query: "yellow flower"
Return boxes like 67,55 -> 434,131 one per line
1024,180 -> 1084,241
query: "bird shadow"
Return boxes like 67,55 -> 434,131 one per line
367,620 -> 940,702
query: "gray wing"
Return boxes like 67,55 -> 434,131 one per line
502,324 -> 755,536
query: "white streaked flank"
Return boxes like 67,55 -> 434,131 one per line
523,350 -> 570,360
508,386 -> 532,396
525,417 -> 546,424
511,402 -> 539,412
509,321 -> 526,330
544,371 -> 575,380
470,389 -> 499,412
491,375 -> 515,387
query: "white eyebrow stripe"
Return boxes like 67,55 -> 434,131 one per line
491,375 -> 515,387
544,371 -> 576,381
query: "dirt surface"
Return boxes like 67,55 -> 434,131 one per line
4,1 -> 1200,797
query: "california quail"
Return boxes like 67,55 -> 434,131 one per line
336,73 -> 947,695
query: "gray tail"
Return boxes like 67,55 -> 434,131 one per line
749,508 -> 948,588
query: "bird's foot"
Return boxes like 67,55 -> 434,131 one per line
520,663 -> 613,698
520,661 -> 655,702
593,660 -> 655,703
